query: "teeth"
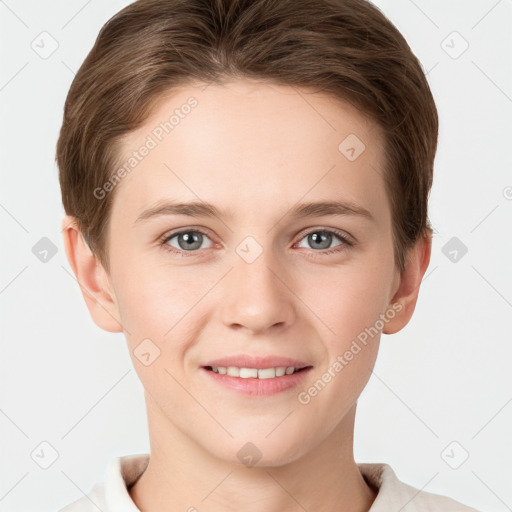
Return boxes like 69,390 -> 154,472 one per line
227,366 -> 239,377
257,368 -> 276,379
240,367 -> 258,378
209,366 -> 299,378
275,367 -> 286,377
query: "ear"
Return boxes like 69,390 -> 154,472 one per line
61,215 -> 123,333
383,231 -> 432,335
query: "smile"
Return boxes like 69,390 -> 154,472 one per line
201,366 -> 312,396
206,365 -> 303,379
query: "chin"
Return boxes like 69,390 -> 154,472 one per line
209,432 -> 313,469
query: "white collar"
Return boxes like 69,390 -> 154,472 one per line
89,453 -> 477,512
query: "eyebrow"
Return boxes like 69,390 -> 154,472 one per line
134,199 -> 373,224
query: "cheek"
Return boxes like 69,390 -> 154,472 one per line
293,264 -> 390,425
112,269 -> 197,398
299,260 -> 393,344
112,261 -> 225,382
112,262 -> 193,346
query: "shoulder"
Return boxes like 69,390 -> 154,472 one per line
56,454 -> 148,512
358,463 -> 482,512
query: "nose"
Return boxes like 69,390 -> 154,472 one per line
219,243 -> 296,335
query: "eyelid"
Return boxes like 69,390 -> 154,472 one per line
159,226 -> 216,249
295,226 -> 355,245
158,225 -> 355,256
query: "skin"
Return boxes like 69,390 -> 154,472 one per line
62,79 -> 431,512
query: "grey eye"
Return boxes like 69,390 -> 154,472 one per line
167,231 -> 213,251
297,231 -> 343,250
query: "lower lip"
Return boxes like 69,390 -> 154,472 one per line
200,367 -> 312,396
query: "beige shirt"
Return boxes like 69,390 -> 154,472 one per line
58,454 -> 480,511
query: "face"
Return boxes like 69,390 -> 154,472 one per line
100,79 -> 401,466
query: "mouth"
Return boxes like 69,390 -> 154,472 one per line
203,365 -> 311,378
200,364 -> 313,396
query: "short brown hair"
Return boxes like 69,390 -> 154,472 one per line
56,0 -> 438,273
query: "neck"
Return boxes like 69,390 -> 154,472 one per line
129,395 -> 376,512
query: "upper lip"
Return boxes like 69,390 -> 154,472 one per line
201,355 -> 312,370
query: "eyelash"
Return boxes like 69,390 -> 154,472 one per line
158,227 -> 354,259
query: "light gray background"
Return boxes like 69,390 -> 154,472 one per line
1,1 -> 511,511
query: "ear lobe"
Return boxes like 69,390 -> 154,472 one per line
61,215 -> 124,333
383,232 -> 432,335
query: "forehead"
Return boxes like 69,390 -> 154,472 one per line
112,79 -> 387,221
